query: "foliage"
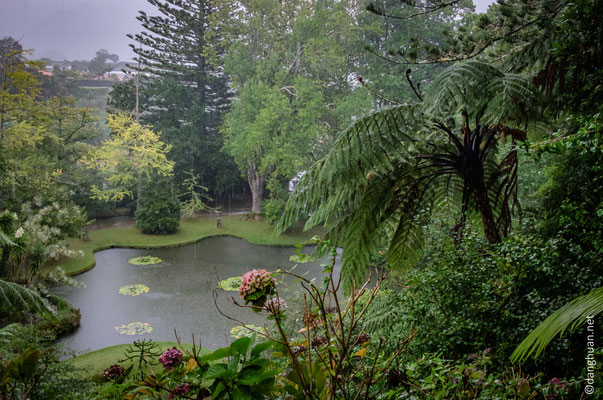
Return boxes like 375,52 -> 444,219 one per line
87,49 -> 119,77
222,0 -> 374,213
0,324 -> 97,399
135,177 -> 181,234
511,115 -> 603,363
222,244 -> 413,399
0,279 -> 51,317
512,287 -> 603,363
115,322 -> 153,336
113,0 -> 242,198
128,256 -> 162,266
229,325 -> 266,339
0,346 -> 42,400
103,335 -> 280,400
178,170 -> 213,218
83,113 -> 174,210
361,229 -> 601,377
381,350 -> 586,400
119,284 -> 150,296
277,61 -> 537,290
217,276 -> 242,292
261,197 -> 285,225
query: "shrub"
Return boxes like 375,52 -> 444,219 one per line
135,178 -> 180,234
261,197 -> 285,225
362,230 -> 602,377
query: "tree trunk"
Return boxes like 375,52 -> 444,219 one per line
136,169 -> 142,214
246,161 -> 264,214
472,186 -> 501,243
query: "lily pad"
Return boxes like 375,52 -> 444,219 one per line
230,325 -> 266,339
217,276 -> 242,291
128,255 -> 162,266
119,284 -> 150,296
115,322 -> 153,335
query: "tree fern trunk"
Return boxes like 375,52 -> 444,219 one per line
473,186 -> 501,243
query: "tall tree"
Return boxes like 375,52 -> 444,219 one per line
83,113 -> 174,212
222,0 -> 372,214
117,0 -> 240,198
87,49 -> 119,77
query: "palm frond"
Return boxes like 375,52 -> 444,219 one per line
511,287 -> 603,363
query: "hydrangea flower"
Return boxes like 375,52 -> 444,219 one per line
168,383 -> 191,399
238,269 -> 276,301
14,227 -> 24,238
159,347 -> 182,370
263,297 -> 287,313
103,364 -> 125,380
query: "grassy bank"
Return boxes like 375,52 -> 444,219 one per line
67,342 -> 208,376
49,215 -> 320,276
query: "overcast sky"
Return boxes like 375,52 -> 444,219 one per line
0,0 -> 496,61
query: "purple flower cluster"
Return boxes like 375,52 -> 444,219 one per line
238,269 -> 276,300
103,364 -> 125,380
168,383 -> 191,399
263,297 -> 287,313
159,347 -> 182,370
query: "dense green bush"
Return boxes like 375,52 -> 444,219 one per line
261,197 -> 285,225
0,323 -> 97,399
135,178 -> 181,234
363,228 -> 601,378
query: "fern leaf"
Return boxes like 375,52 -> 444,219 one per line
511,287 -> 603,363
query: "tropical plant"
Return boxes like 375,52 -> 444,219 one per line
277,61 -> 537,288
0,279 -> 51,317
512,287 -> 603,363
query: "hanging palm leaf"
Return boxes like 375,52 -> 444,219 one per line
511,287 -> 603,363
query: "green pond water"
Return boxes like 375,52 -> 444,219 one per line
53,236 -> 341,355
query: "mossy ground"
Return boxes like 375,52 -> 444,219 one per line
48,215 -> 321,276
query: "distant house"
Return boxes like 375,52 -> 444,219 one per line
107,70 -> 130,81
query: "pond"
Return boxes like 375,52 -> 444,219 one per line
53,236 -> 341,355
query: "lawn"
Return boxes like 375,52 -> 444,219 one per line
49,215 -> 321,275
67,341 -> 208,376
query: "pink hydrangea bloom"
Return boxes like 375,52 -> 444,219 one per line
159,347 -> 182,370
238,269 -> 276,300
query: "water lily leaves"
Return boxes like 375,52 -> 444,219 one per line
229,325 -> 266,339
119,284 -> 150,296
217,276 -> 242,291
128,255 -> 162,266
115,322 -> 153,335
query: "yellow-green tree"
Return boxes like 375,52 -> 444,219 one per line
84,113 -> 174,211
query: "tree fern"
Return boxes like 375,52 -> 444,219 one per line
511,287 -> 603,363
277,61 -> 537,290
0,279 -> 52,316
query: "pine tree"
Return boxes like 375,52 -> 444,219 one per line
124,0 -> 237,196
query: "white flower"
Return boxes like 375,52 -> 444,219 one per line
14,227 -> 24,238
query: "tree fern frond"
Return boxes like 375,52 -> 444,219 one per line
275,104 -> 422,235
0,279 -> 53,316
0,230 -> 15,247
511,287 -> 603,363
484,74 -> 538,124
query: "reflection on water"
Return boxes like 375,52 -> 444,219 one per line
53,236 -> 341,355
